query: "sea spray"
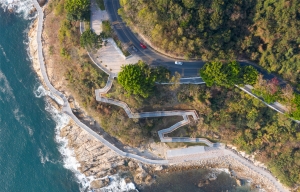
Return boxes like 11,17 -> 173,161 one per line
44,96 -> 95,191
0,69 -> 33,136
0,0 -> 36,19
34,84 -> 139,192
100,175 -> 138,192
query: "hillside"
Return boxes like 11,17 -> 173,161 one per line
119,0 -> 300,84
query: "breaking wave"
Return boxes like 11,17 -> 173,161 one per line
0,0 -> 36,19
0,70 -> 33,136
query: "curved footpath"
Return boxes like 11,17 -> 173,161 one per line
32,0 -> 167,165
32,1 -> 288,191
94,77 -> 219,147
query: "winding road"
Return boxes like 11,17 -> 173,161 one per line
105,0 -> 288,85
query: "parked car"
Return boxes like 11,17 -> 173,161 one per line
175,61 -> 183,65
140,42 -> 147,49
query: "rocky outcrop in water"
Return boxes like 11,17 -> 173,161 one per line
60,124 -> 126,179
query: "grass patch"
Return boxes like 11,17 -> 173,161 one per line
102,20 -> 112,37
113,35 -> 130,57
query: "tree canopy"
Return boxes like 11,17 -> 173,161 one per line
200,61 -> 225,87
117,62 -> 157,98
80,29 -> 103,49
242,66 -> 259,85
65,0 -> 90,20
120,0 -> 300,84
200,61 -> 259,87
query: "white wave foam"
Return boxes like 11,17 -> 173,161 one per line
33,84 -> 64,105
0,70 -> 15,99
0,69 -> 33,136
0,0 -> 36,19
39,87 -> 138,192
0,44 -> 10,62
38,148 -> 49,164
44,101 -> 95,191
13,107 -> 34,136
34,84 -> 48,98
101,175 -> 138,192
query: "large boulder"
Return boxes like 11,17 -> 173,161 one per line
37,0 -> 47,7
128,161 -> 135,168
90,178 -> 110,189
155,165 -> 164,171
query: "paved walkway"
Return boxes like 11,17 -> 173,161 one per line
32,1 -> 289,191
239,85 -> 300,123
33,0 -> 167,165
94,76 -> 219,147
86,0 -> 141,73
90,0 -> 109,35
95,77 -> 199,119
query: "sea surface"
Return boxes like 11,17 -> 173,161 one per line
0,1 -> 252,192
0,4 -> 84,192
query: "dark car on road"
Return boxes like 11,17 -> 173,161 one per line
140,43 -> 147,49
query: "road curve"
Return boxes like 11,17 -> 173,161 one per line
105,0 -> 289,85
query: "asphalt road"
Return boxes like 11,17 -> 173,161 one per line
104,0 -> 205,77
104,0 -> 287,86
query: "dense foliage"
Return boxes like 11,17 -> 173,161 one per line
119,0 -> 300,83
252,76 -> 300,121
47,0 -> 300,187
107,80 -> 300,187
117,61 -> 170,98
200,61 -> 258,87
291,94 -> 300,120
65,0 -> 90,20
80,29 -> 103,49
252,76 -> 282,104
66,62 -> 108,107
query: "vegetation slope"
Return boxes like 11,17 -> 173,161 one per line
119,0 -> 300,84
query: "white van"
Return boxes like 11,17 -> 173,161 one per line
175,61 -> 183,65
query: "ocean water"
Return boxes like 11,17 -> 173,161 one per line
0,2 -> 139,192
0,4 -> 83,192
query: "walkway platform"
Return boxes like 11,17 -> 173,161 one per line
167,146 -> 205,158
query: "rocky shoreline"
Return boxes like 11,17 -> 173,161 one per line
26,4 -> 290,192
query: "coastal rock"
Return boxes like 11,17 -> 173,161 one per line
128,161 -> 136,168
135,171 -> 148,180
90,178 -> 110,189
236,178 -> 242,186
30,7 -> 37,14
37,0 -> 47,7
145,174 -> 152,184
197,180 -> 205,187
208,176 -> 217,181
8,8 -> 14,13
60,123 -> 127,179
155,165 -> 164,171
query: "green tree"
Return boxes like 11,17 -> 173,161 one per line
117,61 -> 156,98
200,61 -> 225,87
242,66 -> 259,85
80,29 -> 102,48
65,0 -> 90,20
223,61 -> 241,87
